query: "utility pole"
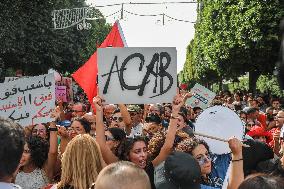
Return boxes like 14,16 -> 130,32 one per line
162,13 -> 165,25
121,3 -> 124,20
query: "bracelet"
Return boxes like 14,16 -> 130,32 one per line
48,127 -> 58,132
232,158 -> 243,162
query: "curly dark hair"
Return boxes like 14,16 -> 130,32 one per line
26,136 -> 49,169
31,123 -> 50,140
117,136 -> 147,161
175,137 -> 210,155
72,117 -> 91,133
148,130 -> 191,161
148,131 -> 166,160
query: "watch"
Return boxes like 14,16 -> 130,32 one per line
48,127 -> 58,132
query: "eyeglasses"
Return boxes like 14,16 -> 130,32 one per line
196,154 -> 211,165
67,127 -> 82,133
246,123 -> 254,127
105,135 -> 115,141
111,116 -> 123,122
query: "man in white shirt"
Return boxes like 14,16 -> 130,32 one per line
127,105 -> 143,137
0,117 -> 25,189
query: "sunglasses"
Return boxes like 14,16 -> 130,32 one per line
196,154 -> 211,165
111,116 -> 123,122
246,123 -> 254,127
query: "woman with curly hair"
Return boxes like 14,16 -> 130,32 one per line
93,92 -> 192,189
15,121 -> 58,188
51,134 -> 105,189
175,137 -> 243,189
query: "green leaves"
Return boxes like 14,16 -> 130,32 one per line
0,0 -> 110,77
182,0 -> 284,91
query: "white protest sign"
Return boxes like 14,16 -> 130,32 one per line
98,47 -> 177,104
55,86 -> 67,102
4,76 -> 29,83
56,77 -> 73,102
195,106 -> 244,154
186,83 -> 216,109
0,74 -> 55,126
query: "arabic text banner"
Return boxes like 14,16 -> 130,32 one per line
0,74 -> 55,126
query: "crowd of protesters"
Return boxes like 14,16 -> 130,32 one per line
1,88 -> 284,189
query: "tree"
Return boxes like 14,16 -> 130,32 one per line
191,0 -> 284,93
0,0 -> 110,79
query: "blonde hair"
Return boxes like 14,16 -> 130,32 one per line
58,134 -> 104,189
95,161 -> 151,189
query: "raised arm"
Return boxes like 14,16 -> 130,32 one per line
43,108 -> 59,181
118,104 -> 132,135
227,137 -> 244,189
152,91 -> 192,166
93,96 -> 119,164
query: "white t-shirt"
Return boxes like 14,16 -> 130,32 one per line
128,122 -> 143,137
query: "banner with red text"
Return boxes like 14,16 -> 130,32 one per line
0,74 -> 55,126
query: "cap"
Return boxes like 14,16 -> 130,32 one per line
57,120 -> 71,127
155,152 -> 201,189
127,105 -> 142,113
243,107 -> 257,114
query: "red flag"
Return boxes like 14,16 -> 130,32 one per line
72,21 -> 126,110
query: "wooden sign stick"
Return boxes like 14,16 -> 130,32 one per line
194,131 -> 250,147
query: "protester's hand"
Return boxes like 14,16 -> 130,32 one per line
172,90 -> 193,112
50,106 -> 62,120
228,137 -> 243,157
49,121 -> 56,128
56,99 -> 64,111
93,95 -> 104,112
57,126 -> 69,139
144,104 -> 151,112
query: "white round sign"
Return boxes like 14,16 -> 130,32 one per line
195,106 -> 244,154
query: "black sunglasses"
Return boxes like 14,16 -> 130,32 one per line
111,116 -> 123,122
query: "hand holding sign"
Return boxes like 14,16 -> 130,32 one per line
228,137 -> 243,157
172,90 -> 193,112
93,96 -> 104,112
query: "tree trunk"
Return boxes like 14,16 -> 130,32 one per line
218,79 -> 222,91
249,71 -> 260,95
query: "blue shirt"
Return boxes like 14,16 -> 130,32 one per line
202,153 -> 231,188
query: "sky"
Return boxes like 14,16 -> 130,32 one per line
86,0 -> 197,73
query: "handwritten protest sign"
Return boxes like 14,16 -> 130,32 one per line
4,76 -> 28,83
186,83 -> 216,109
56,77 -> 73,102
55,86 -> 67,102
98,47 -> 177,104
0,74 -> 55,126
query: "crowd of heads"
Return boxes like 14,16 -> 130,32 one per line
0,88 -> 284,189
